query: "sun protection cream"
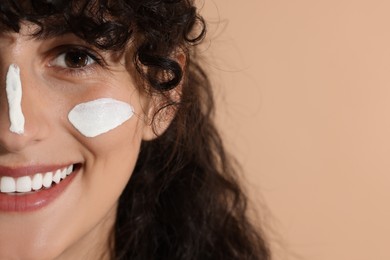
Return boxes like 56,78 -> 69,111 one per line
68,98 -> 134,138
6,64 -> 25,135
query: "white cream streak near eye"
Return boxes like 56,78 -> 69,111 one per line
68,98 -> 134,138
6,64 -> 25,135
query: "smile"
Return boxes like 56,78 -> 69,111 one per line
0,164 -> 74,194
0,163 -> 80,211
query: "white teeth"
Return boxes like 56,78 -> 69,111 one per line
32,173 -> 43,191
42,172 -> 53,188
53,169 -> 61,184
66,165 -> 73,176
1,177 -> 16,193
60,168 -> 66,179
0,165 -> 75,193
16,176 -> 32,192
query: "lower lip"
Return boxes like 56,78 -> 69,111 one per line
0,167 -> 78,212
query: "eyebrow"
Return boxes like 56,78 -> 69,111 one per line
0,27 -> 87,53
0,16 -> 133,52
0,16 -> 73,40
28,21 -> 72,40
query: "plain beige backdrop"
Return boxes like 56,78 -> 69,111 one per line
202,1 -> 390,260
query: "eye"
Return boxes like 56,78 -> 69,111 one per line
51,49 -> 97,69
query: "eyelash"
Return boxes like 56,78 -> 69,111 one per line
49,45 -> 105,77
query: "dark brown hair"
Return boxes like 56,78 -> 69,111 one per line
0,0 -> 270,259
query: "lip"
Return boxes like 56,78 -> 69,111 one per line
0,164 -> 80,212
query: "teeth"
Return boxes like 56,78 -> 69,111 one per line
60,168 -> 66,179
32,173 -> 43,191
0,165 -> 75,194
1,177 -> 15,193
53,169 -> 61,184
42,172 -> 53,188
16,176 -> 32,192
66,165 -> 73,176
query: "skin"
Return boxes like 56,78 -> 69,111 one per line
0,24 -> 165,259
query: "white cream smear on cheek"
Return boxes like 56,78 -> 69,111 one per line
68,98 -> 134,138
6,64 -> 25,135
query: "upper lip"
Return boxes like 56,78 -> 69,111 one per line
0,164 -> 75,178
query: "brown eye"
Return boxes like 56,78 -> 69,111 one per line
51,49 -> 96,69
64,51 -> 91,68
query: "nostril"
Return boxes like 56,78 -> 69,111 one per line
5,64 -> 25,135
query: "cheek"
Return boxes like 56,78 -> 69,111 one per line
68,98 -> 134,138
67,96 -> 145,175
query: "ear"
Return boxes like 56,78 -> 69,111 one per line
142,51 -> 186,141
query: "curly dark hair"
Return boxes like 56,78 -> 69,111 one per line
0,0 -> 270,259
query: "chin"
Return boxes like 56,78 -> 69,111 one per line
0,239 -> 67,260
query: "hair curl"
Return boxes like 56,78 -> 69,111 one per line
0,0 -> 270,259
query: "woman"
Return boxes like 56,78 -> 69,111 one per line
0,0 -> 270,259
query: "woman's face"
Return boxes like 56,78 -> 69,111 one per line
0,24 -> 152,259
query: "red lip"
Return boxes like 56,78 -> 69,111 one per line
0,164 -> 72,178
0,165 -> 79,212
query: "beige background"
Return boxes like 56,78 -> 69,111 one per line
202,1 -> 390,260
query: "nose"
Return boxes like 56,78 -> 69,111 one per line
0,64 -> 50,153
